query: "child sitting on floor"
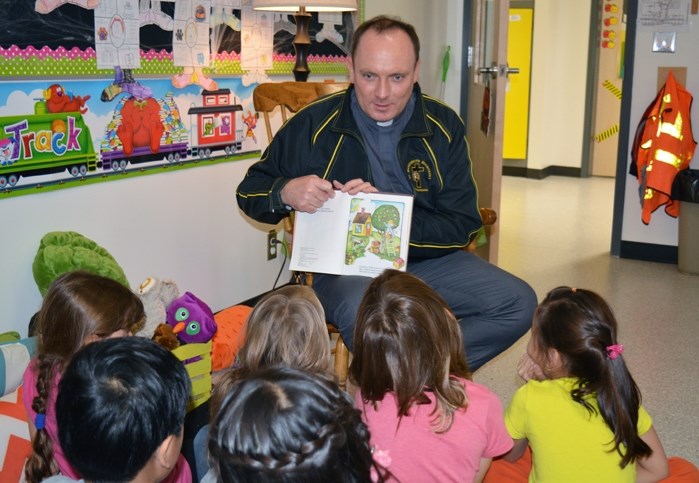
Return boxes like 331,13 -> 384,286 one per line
227,284 -> 331,378
23,270 -> 146,482
350,269 -> 513,482
196,284 -> 332,481
42,336 -> 191,483
208,366 -> 378,482
485,286 -> 699,482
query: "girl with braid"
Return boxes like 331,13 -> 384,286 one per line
208,366 -> 380,483
486,287 -> 698,482
22,271 -> 145,482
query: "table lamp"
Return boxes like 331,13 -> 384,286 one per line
253,0 -> 357,81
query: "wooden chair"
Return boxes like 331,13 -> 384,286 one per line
254,81 -> 352,389
467,208 -> 498,251
253,81 -> 350,144
252,81 -> 496,388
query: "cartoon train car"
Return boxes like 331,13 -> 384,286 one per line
188,89 -> 243,158
100,93 -> 189,171
0,101 -> 96,189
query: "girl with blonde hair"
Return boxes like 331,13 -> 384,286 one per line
198,284 -> 332,482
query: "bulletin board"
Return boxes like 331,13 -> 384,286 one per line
0,1 -> 364,79
0,1 -> 364,199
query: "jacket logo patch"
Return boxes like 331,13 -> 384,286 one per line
407,159 -> 431,192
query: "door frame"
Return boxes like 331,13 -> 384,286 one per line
610,0 -> 638,256
581,0 -> 600,178
459,1 -> 474,121
459,0 -> 510,263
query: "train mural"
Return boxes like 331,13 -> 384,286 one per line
0,84 -> 253,192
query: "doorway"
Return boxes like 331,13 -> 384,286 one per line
476,1 -> 625,180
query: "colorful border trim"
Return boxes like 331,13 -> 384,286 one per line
0,46 -> 349,78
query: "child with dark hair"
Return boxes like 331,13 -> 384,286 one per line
485,286 -> 699,482
22,270 -> 145,482
350,269 -> 512,482
208,366 -> 379,483
44,336 -> 192,483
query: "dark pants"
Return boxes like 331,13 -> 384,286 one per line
313,250 -> 537,371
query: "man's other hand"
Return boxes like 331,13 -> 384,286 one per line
333,178 -> 379,195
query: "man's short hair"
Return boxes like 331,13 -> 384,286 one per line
351,15 -> 420,63
56,337 -> 191,482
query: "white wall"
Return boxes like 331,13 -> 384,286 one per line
0,158 -> 285,336
620,28 -> 699,246
0,1 -> 464,338
527,0 -> 591,171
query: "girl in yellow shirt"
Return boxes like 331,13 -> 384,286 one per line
486,286 -> 698,482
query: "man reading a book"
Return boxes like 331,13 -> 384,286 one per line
236,15 -> 536,371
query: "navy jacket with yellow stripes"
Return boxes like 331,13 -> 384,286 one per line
236,83 -> 483,260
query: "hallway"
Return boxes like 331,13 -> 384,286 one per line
474,175 -> 699,465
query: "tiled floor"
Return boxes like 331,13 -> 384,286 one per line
473,175 -> 699,466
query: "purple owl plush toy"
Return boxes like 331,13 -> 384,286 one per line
166,291 -> 218,344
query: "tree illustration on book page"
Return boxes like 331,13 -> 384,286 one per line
372,204 -> 401,257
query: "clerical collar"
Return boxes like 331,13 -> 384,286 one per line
350,90 -> 416,129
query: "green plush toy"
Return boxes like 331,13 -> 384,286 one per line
32,231 -> 130,296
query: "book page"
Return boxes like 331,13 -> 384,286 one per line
343,192 -> 413,277
289,194 -> 350,274
290,191 -> 413,277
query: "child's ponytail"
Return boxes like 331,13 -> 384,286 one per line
534,287 -> 652,469
24,354 -> 59,482
594,346 -> 651,467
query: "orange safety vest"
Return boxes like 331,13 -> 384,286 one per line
631,71 -> 697,224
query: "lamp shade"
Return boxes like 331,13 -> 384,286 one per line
252,0 -> 357,12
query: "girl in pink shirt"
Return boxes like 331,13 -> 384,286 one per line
351,270 -> 513,482
22,271 -> 145,482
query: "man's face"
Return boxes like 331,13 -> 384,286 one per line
349,28 -> 420,123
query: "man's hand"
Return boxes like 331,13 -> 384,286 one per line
333,178 -> 379,195
281,175 -> 335,213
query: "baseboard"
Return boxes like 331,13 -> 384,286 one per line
503,165 -> 582,179
619,241 -> 678,264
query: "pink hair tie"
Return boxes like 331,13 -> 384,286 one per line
606,344 -> 624,360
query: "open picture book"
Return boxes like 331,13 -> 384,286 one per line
289,191 -> 414,277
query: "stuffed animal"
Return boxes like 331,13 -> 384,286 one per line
211,304 -> 252,371
166,292 -> 217,344
152,323 -> 180,350
135,276 -> 180,339
32,231 -> 130,297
